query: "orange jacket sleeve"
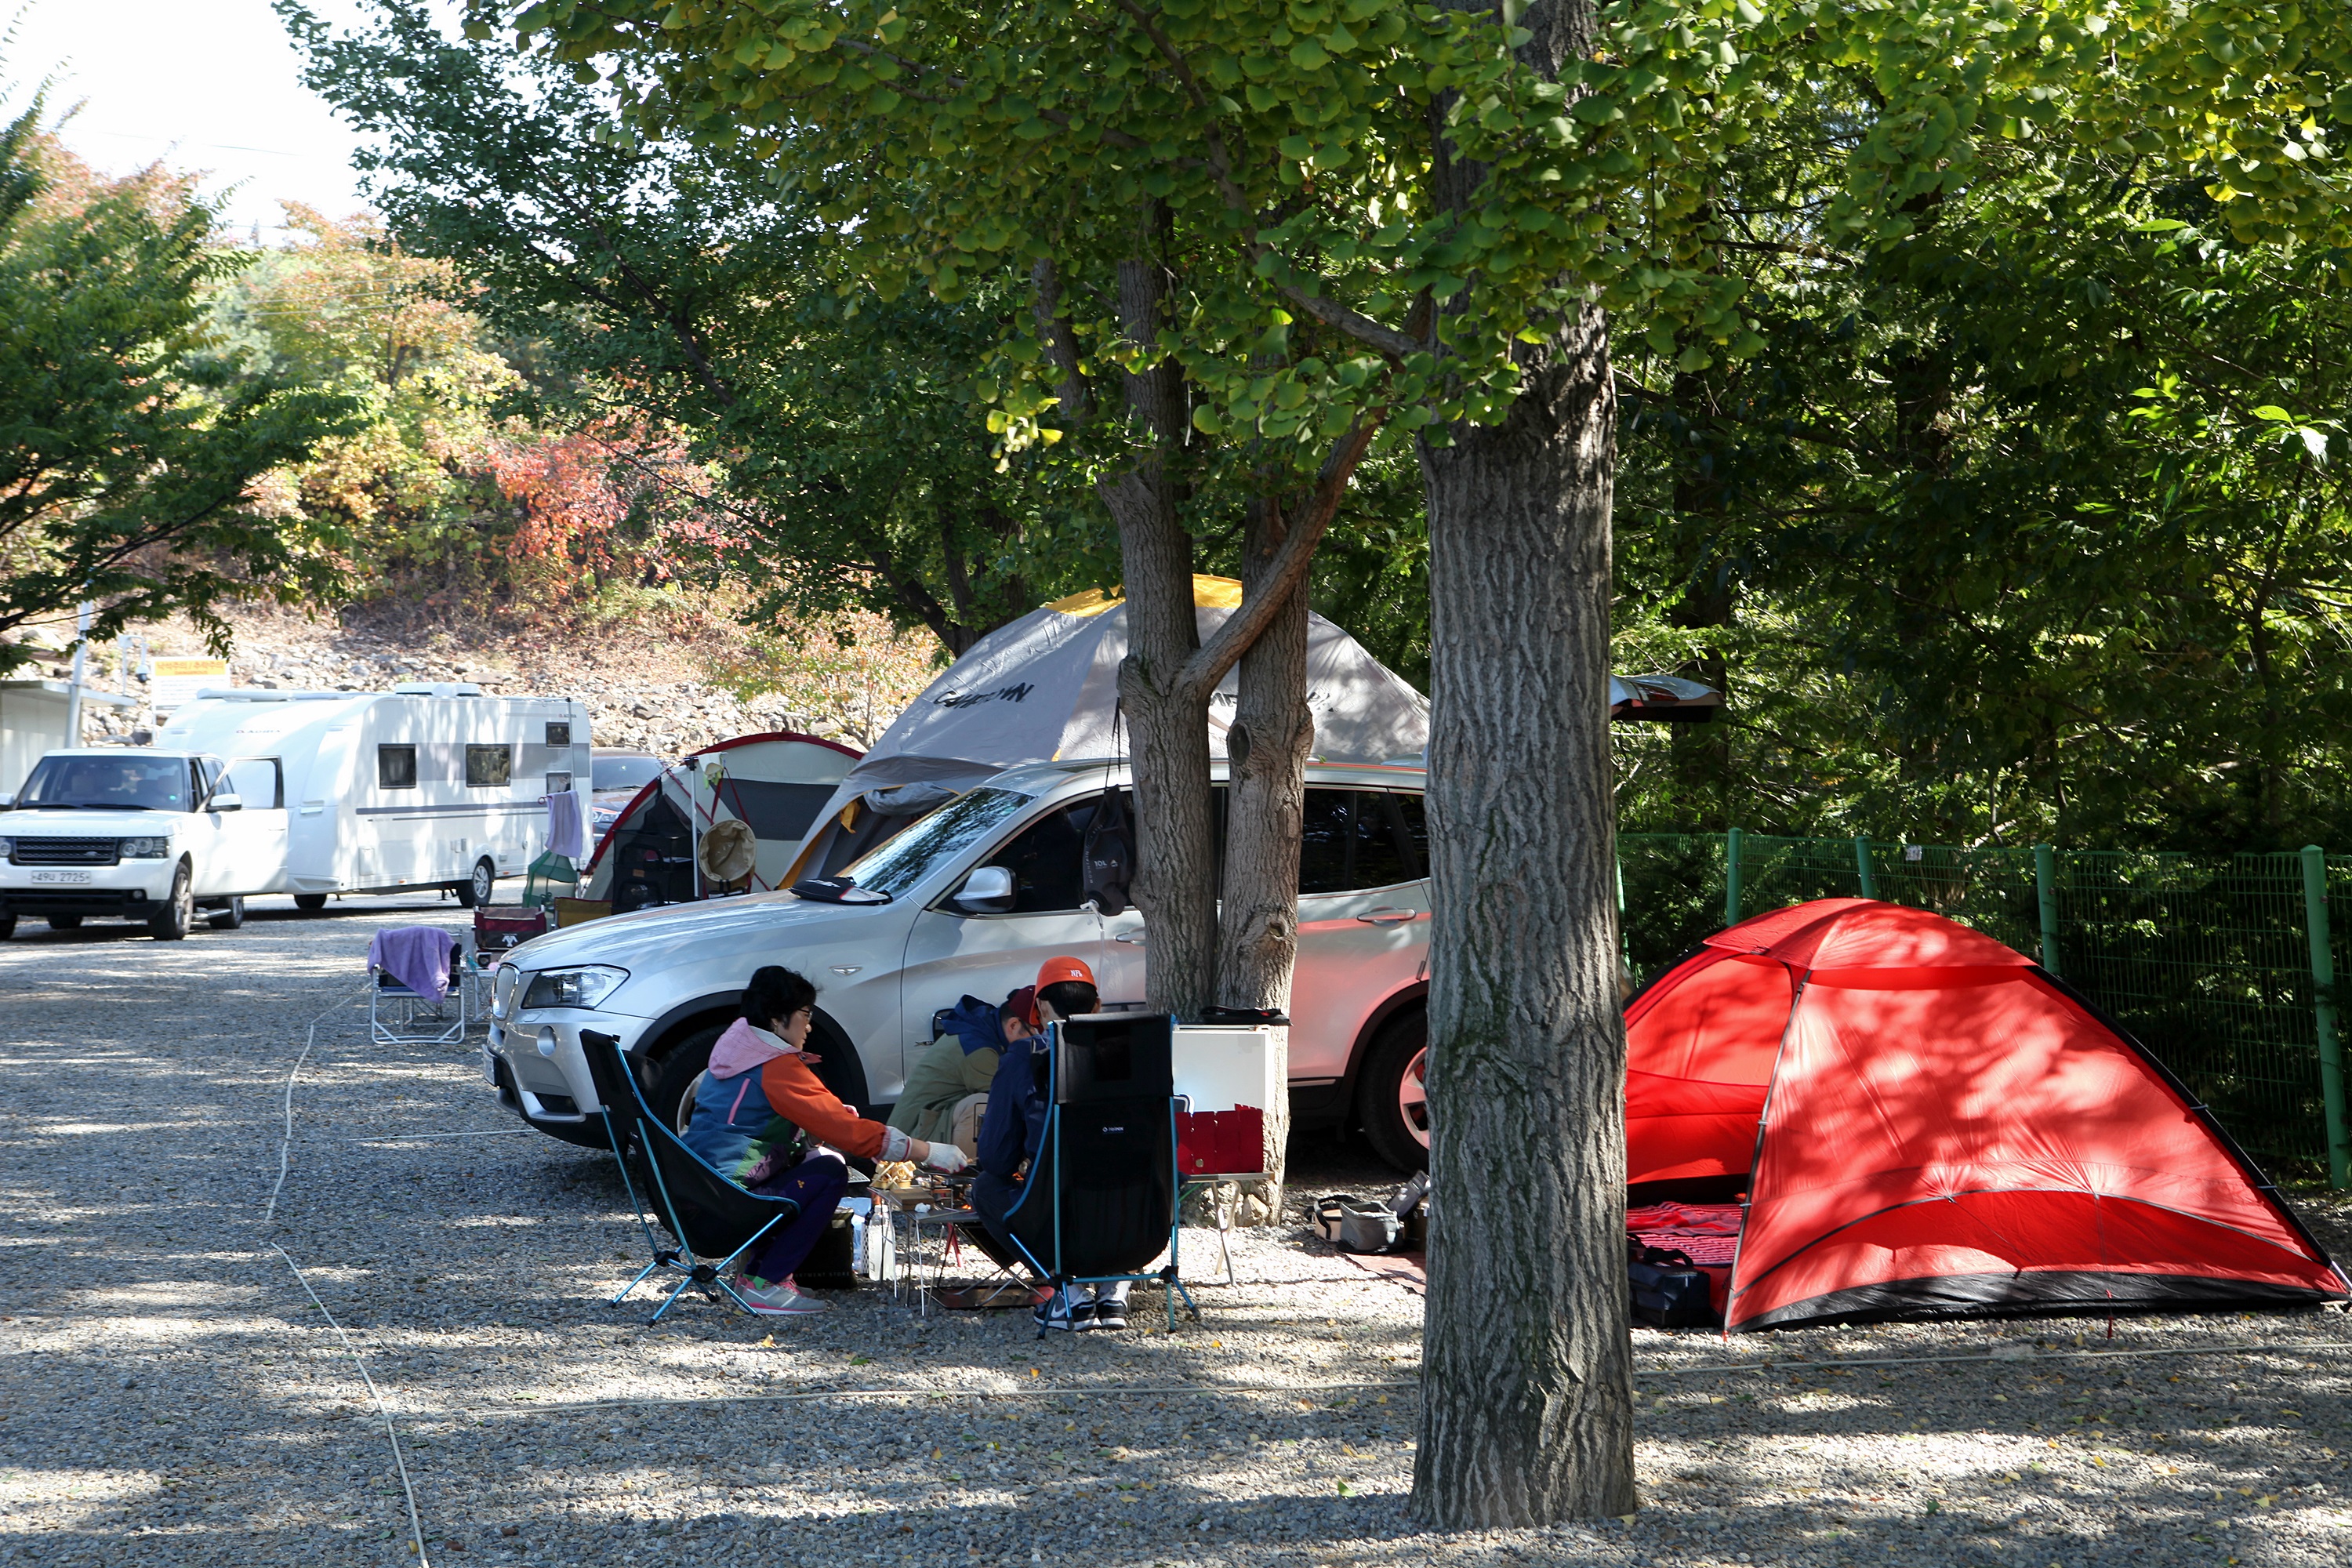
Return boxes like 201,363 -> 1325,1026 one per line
758,1053 -> 887,1160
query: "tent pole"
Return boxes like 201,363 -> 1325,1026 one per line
2299,845 -> 2349,1189
1853,836 -> 1877,900
1723,828 -> 1743,928
2034,844 -> 2062,976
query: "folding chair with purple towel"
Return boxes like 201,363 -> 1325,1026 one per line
367,927 -> 467,1045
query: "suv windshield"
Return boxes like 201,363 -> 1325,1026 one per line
592,753 -> 662,793
16,755 -> 194,811
840,787 -> 1033,899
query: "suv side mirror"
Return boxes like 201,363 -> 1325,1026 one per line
953,864 -> 1015,915
208,792 -> 244,813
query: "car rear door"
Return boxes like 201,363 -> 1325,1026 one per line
1285,788 -> 1430,1082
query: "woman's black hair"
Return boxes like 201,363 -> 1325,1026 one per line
742,965 -> 817,1031
1037,978 -> 1098,1018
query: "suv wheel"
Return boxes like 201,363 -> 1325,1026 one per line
149,862 -> 194,942
455,857 -> 496,909
1356,1009 -> 1431,1172
207,895 -> 246,931
47,915 -> 82,931
293,893 -> 328,913
645,1014 -> 874,1141
0,915 -> 15,940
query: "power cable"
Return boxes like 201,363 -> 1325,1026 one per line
447,1337 -> 2352,1421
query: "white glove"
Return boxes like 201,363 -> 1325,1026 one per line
920,1141 -> 970,1174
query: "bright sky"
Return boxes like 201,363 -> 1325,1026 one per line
9,0 -> 405,239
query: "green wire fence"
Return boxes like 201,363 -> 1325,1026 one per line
1619,832 -> 2352,1188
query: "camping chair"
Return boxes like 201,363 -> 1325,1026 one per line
366,927 -> 466,1046
1001,1013 -> 1200,1334
578,1029 -> 801,1324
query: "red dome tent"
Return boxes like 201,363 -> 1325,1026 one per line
1625,898 -> 2349,1331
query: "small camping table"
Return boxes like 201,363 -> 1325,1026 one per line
1178,1172 -> 1266,1287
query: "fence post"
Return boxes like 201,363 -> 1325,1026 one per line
2034,844 -> 2062,976
1724,827 -> 1744,928
1853,836 -> 1877,899
2300,845 -> 2350,1189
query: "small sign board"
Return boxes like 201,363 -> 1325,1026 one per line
150,656 -> 230,714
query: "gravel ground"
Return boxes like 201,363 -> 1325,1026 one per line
4,902 -> 2350,1568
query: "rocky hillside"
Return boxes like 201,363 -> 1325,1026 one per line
38,594 -> 944,760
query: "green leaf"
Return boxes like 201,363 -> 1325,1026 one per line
1290,39 -> 1329,70
2251,405 -> 2292,422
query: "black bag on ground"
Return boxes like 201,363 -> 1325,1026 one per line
1315,1194 -> 1402,1254
797,1210 -> 858,1290
1627,1238 -> 1716,1328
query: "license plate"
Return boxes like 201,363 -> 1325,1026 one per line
29,869 -> 92,885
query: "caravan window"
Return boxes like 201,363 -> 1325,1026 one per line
466,745 -> 514,788
546,720 -> 572,747
378,745 -> 417,789
545,771 -> 574,795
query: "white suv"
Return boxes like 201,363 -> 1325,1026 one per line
484,758 -> 1436,1168
0,749 -> 286,939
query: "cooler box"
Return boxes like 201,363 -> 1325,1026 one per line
1171,1025 -> 1282,1179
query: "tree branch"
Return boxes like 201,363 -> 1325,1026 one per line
1177,415 -> 1383,697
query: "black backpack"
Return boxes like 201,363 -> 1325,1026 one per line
1628,1237 -> 1716,1328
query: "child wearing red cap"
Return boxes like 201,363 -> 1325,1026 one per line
970,956 -> 1126,1330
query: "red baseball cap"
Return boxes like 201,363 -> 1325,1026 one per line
1036,955 -> 1095,989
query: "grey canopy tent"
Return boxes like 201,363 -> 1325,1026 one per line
786,576 -> 1429,881
786,575 -> 1721,883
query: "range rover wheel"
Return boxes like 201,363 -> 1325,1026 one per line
0,915 -> 16,940
207,896 -> 246,931
293,893 -> 328,913
148,862 -> 193,942
1356,1009 -> 1431,1172
47,915 -> 82,931
455,857 -> 496,909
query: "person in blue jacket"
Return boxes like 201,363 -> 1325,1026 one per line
968,956 -> 1126,1332
886,986 -> 1036,1149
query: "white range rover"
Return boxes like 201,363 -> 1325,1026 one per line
484,758 -> 1436,1169
0,748 -> 285,940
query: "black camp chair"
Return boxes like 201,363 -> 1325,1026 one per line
1000,1013 -> 1200,1334
579,1029 -> 801,1324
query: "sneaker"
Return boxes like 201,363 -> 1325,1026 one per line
734,1276 -> 826,1316
1033,1287 -> 1092,1333
1087,1290 -> 1129,1331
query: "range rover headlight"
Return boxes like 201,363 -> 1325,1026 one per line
119,837 -> 172,858
522,964 -> 630,1010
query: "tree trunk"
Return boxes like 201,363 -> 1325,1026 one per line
1411,294 -> 1636,1523
1213,495 -> 1314,1218
1101,249 -> 1221,1020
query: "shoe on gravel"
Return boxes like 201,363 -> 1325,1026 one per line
1087,1291 -> 1129,1331
735,1276 -> 826,1316
1033,1287 -> 1091,1333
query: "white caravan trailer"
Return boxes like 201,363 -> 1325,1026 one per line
151,684 -> 593,907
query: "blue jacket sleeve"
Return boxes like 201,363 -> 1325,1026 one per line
976,1043 -> 1035,1178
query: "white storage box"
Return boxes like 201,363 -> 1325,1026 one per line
1171,1025 -> 1282,1179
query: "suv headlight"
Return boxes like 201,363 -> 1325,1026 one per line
522,964 -> 630,1010
119,837 -> 172,858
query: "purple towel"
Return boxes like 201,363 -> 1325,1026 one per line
546,789 -> 588,859
369,927 -> 456,1004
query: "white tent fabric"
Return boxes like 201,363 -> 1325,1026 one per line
817,575 -> 1431,811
